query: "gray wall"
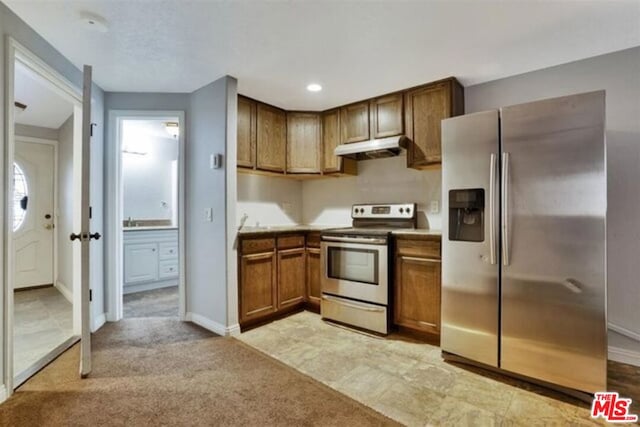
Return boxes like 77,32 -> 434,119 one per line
0,2 -> 106,387
15,124 -> 58,140
186,76 -> 236,329
56,115 -> 73,297
465,46 -> 640,338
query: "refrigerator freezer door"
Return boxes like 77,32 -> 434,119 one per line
441,110 -> 500,367
500,91 -> 607,393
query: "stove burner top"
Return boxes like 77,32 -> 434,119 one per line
321,227 -> 413,237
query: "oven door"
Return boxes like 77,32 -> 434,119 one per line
321,237 -> 388,305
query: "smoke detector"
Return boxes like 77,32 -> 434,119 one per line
79,12 -> 109,33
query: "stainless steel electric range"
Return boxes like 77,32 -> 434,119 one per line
320,203 -> 417,334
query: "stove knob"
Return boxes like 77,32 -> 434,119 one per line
406,207 -> 411,215
399,207 -> 404,213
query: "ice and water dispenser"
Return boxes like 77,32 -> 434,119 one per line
448,189 -> 484,242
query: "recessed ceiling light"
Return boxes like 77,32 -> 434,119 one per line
306,83 -> 322,92
79,11 -> 109,33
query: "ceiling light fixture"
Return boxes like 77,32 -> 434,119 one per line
79,11 -> 110,33
306,83 -> 322,92
165,122 -> 179,138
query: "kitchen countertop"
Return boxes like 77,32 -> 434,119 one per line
237,225 -> 441,237
237,225 -> 345,236
124,226 -> 178,231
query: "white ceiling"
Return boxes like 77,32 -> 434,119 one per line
14,60 -> 74,129
6,1 -> 640,111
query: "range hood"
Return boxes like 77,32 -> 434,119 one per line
334,135 -> 410,160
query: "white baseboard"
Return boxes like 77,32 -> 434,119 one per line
0,386 -> 7,404
186,312 -> 238,336
55,280 -> 73,303
609,323 -> 640,342
609,346 -> 640,367
91,312 -> 106,333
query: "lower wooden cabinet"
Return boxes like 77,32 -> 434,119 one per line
306,247 -> 321,311
240,250 -> 277,324
393,236 -> 442,337
277,247 -> 306,308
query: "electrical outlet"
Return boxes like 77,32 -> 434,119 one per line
205,208 -> 213,222
430,201 -> 440,214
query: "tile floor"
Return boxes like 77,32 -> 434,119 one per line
123,286 -> 179,318
238,312 -> 638,426
13,287 -> 74,376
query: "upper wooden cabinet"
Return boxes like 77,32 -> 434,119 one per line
237,96 -> 256,169
322,109 -> 357,175
341,101 -> 370,144
256,103 -> 287,172
287,112 -> 321,174
370,93 -> 403,139
404,78 -> 464,169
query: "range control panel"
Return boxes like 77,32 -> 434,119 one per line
351,203 -> 417,219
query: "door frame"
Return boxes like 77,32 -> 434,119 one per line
3,37 -> 84,395
13,136 -> 59,293
106,110 -> 186,321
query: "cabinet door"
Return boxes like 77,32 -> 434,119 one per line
256,103 -> 287,172
306,247 -> 321,309
287,112 -> 321,173
322,109 -> 341,173
240,251 -> 277,323
341,101 -> 370,143
394,255 -> 441,335
124,243 -> 159,284
237,96 -> 256,168
371,93 -> 403,139
405,82 -> 451,168
277,247 -> 306,309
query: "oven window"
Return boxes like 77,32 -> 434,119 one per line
327,247 -> 378,285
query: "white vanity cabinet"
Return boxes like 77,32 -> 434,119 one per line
123,228 -> 179,294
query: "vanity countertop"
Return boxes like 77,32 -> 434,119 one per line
123,226 -> 178,232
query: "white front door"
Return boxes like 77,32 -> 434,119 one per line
13,140 -> 55,288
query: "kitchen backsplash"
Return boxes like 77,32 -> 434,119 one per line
237,173 -> 303,226
237,153 -> 442,230
302,154 -> 442,229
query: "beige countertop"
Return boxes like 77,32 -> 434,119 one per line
124,226 -> 178,231
237,225 -> 346,236
237,225 -> 441,237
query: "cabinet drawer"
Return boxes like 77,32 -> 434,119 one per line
159,243 -> 178,260
277,234 -> 305,250
241,238 -> 275,254
396,238 -> 441,259
159,260 -> 179,279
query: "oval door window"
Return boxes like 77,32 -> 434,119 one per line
13,162 -> 28,231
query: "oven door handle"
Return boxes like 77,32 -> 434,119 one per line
322,295 -> 386,312
322,236 -> 387,245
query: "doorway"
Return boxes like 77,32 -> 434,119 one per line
7,44 -> 84,387
107,112 -> 186,321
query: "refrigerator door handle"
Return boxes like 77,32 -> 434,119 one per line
489,153 -> 497,265
502,152 -> 510,266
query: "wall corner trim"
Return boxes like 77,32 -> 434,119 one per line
609,322 -> 640,342
186,312 -> 238,337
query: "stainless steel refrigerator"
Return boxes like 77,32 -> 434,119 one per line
441,91 -> 607,395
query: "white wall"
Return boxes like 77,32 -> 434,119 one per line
302,154 -> 442,229
237,173 -> 303,226
464,46 -> 640,340
186,76 -> 237,333
56,115 -> 73,298
122,124 -> 178,221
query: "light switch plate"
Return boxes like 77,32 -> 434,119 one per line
430,201 -> 440,214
